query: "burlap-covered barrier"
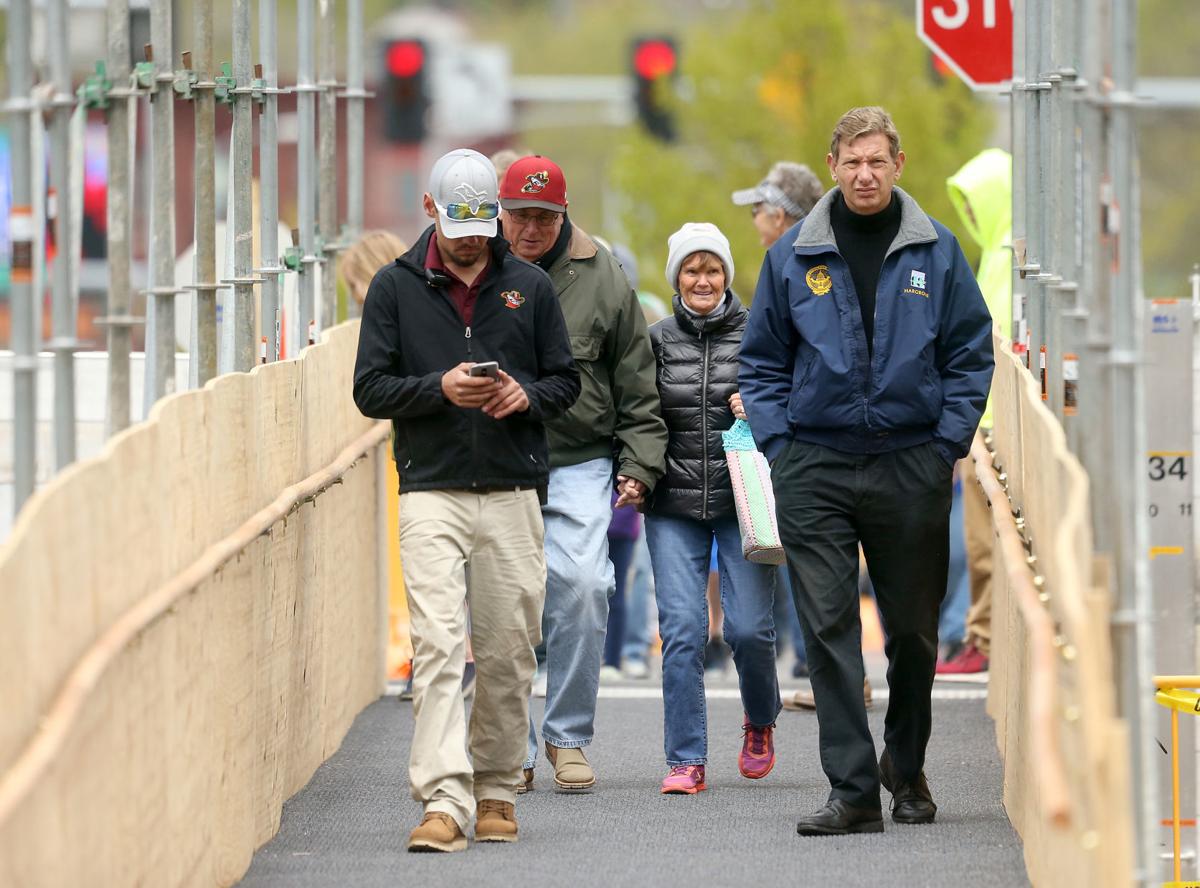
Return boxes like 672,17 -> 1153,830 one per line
0,321 -> 388,887
982,332 -> 1133,887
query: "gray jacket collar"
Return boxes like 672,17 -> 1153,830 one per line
792,186 -> 937,255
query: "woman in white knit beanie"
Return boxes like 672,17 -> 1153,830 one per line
645,221 -> 781,796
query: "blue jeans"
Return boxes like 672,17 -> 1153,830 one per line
646,511 -> 781,766
526,458 -> 614,767
939,476 -> 970,646
621,534 -> 655,664
604,536 -> 636,667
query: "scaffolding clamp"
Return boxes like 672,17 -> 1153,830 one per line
283,245 -> 304,272
134,61 -> 157,93
78,62 -> 112,110
214,62 -> 237,105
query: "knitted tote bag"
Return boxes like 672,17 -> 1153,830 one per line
720,419 -> 786,565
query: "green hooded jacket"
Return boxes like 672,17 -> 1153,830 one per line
947,148 -> 1012,428
544,224 -> 668,491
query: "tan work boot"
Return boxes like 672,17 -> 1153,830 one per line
475,799 -> 519,843
781,678 -> 874,712
407,812 -> 467,853
545,742 -> 596,792
515,767 -> 534,794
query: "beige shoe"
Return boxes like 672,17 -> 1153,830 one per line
781,678 -> 873,712
515,767 -> 534,795
407,812 -> 467,853
475,799 -> 519,843
545,742 -> 596,792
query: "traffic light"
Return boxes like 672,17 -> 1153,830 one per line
631,36 -> 677,142
382,38 -> 430,144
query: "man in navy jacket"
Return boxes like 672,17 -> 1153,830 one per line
739,107 -> 993,836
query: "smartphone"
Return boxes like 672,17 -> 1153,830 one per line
468,361 -> 500,379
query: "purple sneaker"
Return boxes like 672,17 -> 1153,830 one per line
739,717 -> 776,779
660,765 -> 707,795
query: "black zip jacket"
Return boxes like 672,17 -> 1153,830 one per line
353,226 -> 580,494
647,291 -> 746,520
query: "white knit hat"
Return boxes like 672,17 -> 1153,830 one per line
665,222 -> 735,292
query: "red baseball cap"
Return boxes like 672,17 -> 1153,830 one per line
499,155 -> 568,213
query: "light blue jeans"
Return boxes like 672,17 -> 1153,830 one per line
939,476 -> 970,646
526,458 -> 615,768
646,511 -> 781,766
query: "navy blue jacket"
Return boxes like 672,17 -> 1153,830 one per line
739,187 -> 993,465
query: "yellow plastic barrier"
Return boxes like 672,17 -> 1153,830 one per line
1155,676 -> 1200,888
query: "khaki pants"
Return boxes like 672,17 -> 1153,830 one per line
962,465 -> 993,656
399,488 -> 546,830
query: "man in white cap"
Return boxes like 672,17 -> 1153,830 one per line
498,154 -> 667,794
354,148 -> 580,852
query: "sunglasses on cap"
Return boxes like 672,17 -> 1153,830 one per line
440,201 -> 500,221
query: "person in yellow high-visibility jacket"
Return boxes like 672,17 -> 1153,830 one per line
937,148 -> 1012,678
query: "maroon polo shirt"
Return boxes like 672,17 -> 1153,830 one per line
425,235 -> 491,326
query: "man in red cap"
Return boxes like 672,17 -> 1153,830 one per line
499,155 -> 666,793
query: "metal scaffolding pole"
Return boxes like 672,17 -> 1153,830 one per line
105,0 -> 133,436
345,0 -> 365,264
318,0 -> 339,332
192,0 -> 219,385
230,0 -> 256,371
8,0 -> 36,513
47,0 -> 78,469
296,0 -> 317,352
1106,0 -> 1158,878
258,0 -> 282,363
146,0 -> 178,405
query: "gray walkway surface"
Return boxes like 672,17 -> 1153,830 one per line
238,668 -> 1029,888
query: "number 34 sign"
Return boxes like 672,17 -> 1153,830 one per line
916,0 -> 1014,91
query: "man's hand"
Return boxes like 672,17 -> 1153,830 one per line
441,362 -> 501,409
729,391 -> 747,421
614,474 -> 647,509
482,369 -> 531,419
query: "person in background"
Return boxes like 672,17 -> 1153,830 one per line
937,148 -> 1013,680
731,161 -> 825,248
730,161 -> 846,706
353,148 -> 580,852
647,222 -> 781,796
341,230 -> 408,306
601,492 -> 640,681
740,107 -> 993,835
499,155 -> 667,795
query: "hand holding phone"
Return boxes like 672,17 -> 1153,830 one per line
468,361 -> 500,379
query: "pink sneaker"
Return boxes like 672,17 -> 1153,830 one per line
660,765 -> 707,795
936,641 -> 989,682
739,718 -> 776,779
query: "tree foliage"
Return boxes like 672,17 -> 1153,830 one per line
609,0 -> 991,301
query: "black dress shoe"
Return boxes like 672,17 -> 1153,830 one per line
795,799 -> 884,836
879,748 -> 937,824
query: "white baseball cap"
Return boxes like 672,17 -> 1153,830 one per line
427,148 -> 499,239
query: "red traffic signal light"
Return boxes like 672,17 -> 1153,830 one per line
633,39 -> 676,80
387,40 -> 425,78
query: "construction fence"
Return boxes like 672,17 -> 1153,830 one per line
0,321 -> 388,887
980,331 -> 1135,887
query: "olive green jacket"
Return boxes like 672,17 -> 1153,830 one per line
543,225 -> 667,491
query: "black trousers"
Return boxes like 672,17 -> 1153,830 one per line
773,440 -> 953,809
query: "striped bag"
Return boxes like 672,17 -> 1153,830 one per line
721,419 -> 786,565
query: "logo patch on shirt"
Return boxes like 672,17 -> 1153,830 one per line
521,171 -> 550,194
805,265 -> 832,296
910,269 -> 926,289
500,290 -> 525,309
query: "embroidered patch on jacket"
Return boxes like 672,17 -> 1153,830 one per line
910,269 -> 926,290
521,172 -> 550,194
500,290 -> 525,309
805,265 -> 832,296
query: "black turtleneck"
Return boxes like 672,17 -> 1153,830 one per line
830,191 -> 902,356
535,215 -> 573,271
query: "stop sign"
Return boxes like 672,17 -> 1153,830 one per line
917,0 -> 1013,91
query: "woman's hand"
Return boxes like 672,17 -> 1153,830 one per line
729,392 -> 747,421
